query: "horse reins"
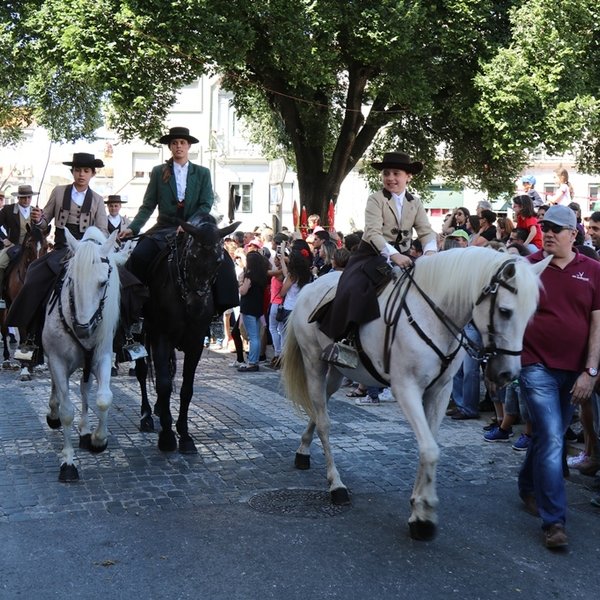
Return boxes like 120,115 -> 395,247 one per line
381,258 -> 520,389
49,252 -> 112,382
167,233 -> 221,302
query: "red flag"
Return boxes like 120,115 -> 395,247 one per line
300,205 -> 308,239
327,199 -> 335,233
292,200 -> 299,232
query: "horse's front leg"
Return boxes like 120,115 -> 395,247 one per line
392,379 -> 440,541
83,352 -> 112,453
154,337 -> 176,452
176,346 -> 202,454
49,366 -> 78,482
46,381 -> 61,429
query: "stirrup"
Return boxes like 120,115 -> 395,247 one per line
321,340 -> 359,369
0,298 -> 6,310
14,344 -> 37,362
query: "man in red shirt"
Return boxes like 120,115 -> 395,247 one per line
518,205 -> 600,549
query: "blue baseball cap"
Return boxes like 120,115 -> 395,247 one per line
521,175 -> 536,186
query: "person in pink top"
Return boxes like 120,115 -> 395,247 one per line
512,195 -> 542,252
267,252 -> 285,368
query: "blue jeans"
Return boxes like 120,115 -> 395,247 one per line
268,304 -> 284,357
451,323 -> 482,417
242,314 -> 261,365
518,364 -> 577,529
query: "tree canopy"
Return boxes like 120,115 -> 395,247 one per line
1,1 -> 599,217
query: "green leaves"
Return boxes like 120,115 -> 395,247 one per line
3,0 -> 599,215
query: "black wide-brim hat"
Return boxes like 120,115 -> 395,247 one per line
158,126 -> 199,145
63,152 -> 105,169
371,151 -> 423,174
104,195 -> 126,204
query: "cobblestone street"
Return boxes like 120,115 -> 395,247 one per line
1,349 -> 599,599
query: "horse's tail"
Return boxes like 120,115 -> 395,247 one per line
281,316 -> 313,419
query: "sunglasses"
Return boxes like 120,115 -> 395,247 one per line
541,223 -> 570,234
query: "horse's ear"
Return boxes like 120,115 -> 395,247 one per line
31,226 -> 43,243
65,227 -> 79,253
101,230 -> 119,255
219,221 -> 241,239
530,254 -> 552,276
503,261 -> 516,280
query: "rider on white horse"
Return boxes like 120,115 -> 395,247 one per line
319,151 -> 437,358
7,153 -> 108,361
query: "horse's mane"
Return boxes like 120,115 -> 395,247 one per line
412,247 -> 540,309
65,227 -> 121,349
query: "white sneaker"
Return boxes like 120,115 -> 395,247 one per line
380,388 -> 395,402
567,451 -> 589,468
230,360 -> 246,368
355,396 -> 380,406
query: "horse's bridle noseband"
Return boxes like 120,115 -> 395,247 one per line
472,259 -> 521,360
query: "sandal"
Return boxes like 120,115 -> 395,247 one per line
346,388 -> 367,398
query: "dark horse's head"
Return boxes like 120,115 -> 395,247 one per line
176,213 -> 240,313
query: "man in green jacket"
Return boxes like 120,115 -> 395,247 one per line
121,126 -> 238,313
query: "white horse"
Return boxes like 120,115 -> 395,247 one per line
43,227 -> 122,482
282,247 -> 550,540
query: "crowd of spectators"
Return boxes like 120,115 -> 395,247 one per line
215,167 -> 600,550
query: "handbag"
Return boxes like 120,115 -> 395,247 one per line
275,305 -> 287,322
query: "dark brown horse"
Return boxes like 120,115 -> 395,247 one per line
133,214 -> 238,452
1,225 -> 49,373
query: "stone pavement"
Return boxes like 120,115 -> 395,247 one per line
1,349 -> 600,599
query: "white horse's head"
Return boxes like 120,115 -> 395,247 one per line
469,251 -> 550,387
64,227 -> 121,345
413,247 -> 550,388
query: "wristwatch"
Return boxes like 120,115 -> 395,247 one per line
585,367 -> 598,377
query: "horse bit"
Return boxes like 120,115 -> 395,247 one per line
382,258 -> 520,386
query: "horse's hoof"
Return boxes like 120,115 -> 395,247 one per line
294,453 -> 310,470
58,463 -> 79,483
409,520 -> 437,541
158,430 -> 177,452
179,437 -> 198,454
19,373 -> 32,382
330,487 -> 351,506
46,415 -> 61,430
79,433 -> 92,449
140,415 -> 155,432
89,439 -> 108,454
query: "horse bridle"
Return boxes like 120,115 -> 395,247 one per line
167,233 -> 221,302
382,258 -> 520,387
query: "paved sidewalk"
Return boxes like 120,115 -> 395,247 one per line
1,350 -> 599,598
